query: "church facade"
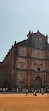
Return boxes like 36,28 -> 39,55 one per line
0,30 -> 49,90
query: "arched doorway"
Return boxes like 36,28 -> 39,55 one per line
35,76 -> 42,88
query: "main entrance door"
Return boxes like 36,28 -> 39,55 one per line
35,76 -> 42,88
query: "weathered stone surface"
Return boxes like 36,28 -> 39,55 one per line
16,57 -> 27,69
18,46 -> 27,56
16,71 -> 27,88
32,49 -> 45,59
0,31 -> 49,89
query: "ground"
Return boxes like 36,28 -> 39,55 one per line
0,93 -> 49,111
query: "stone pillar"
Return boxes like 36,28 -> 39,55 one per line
27,71 -> 31,89
27,47 -> 32,90
44,74 -> 46,87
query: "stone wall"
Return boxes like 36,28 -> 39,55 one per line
31,32 -> 47,49
32,59 -> 45,71
16,57 -> 27,69
32,49 -> 45,59
18,46 -> 27,57
16,71 -> 27,88
0,42 -> 17,89
31,72 -> 46,87
46,74 -> 49,85
0,32 -> 49,89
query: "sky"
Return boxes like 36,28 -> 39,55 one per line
0,0 -> 49,62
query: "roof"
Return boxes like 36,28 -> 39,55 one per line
16,31 -> 49,50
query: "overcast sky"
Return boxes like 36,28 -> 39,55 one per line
0,0 -> 49,61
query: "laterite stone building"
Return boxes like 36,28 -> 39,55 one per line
0,30 -> 49,89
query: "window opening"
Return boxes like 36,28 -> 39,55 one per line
38,68 -> 40,72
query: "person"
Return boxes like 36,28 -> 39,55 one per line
41,88 -> 44,94
31,88 -> 33,93
33,90 -> 37,96
25,88 -> 28,96
38,89 -> 40,93
42,91 -> 44,95
16,88 -> 18,93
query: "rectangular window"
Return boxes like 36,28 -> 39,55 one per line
38,68 -> 40,72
